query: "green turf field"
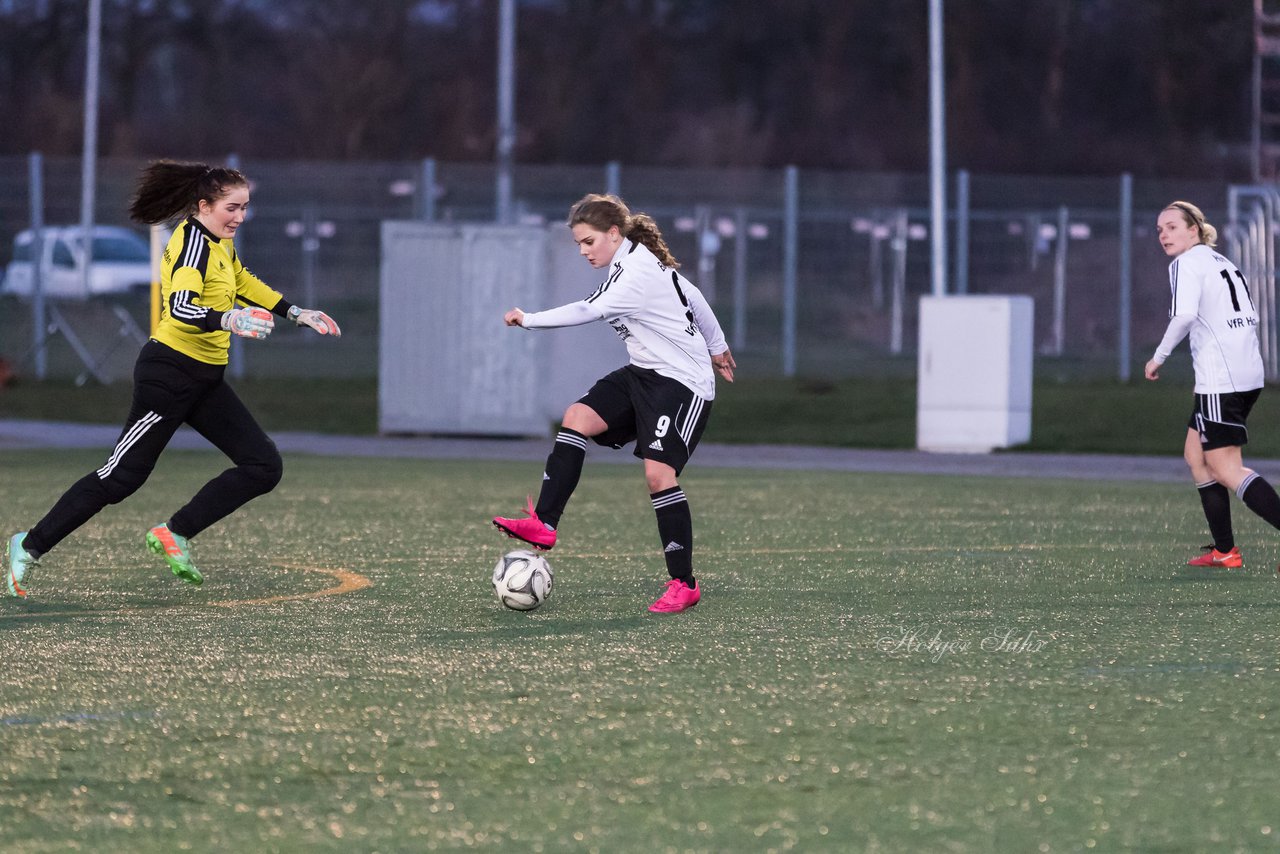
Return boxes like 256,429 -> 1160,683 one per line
3,450 -> 1280,852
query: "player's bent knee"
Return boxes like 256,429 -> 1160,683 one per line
244,451 -> 284,494
1206,463 -> 1248,491
644,463 -> 678,494
646,475 -> 676,493
562,403 -> 605,436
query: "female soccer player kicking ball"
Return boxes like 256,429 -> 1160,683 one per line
494,194 -> 735,613
6,160 -> 341,598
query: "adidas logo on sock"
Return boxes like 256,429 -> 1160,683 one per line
542,472 -> 551,481
664,541 -> 684,552
649,439 -> 664,451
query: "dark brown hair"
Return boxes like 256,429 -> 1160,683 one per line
567,193 -> 680,268
129,160 -> 249,225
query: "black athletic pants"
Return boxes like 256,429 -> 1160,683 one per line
23,340 -> 282,555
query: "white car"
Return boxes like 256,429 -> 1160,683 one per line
1,225 -> 153,299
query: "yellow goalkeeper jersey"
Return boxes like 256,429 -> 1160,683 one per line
153,217 -> 283,365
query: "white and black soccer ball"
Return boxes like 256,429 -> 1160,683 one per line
492,549 -> 553,611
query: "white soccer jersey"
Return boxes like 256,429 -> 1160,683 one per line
522,239 -> 728,400
1153,243 -> 1264,394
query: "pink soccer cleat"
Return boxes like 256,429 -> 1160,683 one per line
493,497 -> 557,551
1187,546 -> 1243,568
648,578 -> 700,613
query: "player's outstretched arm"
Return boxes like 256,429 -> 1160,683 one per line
287,305 -> 342,336
514,302 -> 602,330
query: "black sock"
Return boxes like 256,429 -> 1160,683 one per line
1239,473 -> 1280,531
534,429 -> 586,530
1196,480 -> 1234,551
652,486 -> 694,586
17,533 -> 43,560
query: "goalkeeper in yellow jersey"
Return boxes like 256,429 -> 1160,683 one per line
6,160 -> 341,597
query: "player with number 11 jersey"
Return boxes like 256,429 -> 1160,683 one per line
1146,200 -> 1280,573
1155,241 -> 1263,395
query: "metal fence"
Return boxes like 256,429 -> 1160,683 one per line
0,154 -> 1245,382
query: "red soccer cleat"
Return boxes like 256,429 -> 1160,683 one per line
493,497 -> 557,551
648,578 -> 700,613
1187,546 -> 1243,568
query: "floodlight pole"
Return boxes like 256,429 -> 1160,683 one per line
928,0 -> 947,296
79,0 -> 102,298
495,0 -> 516,224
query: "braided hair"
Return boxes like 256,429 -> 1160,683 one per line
567,193 -> 680,268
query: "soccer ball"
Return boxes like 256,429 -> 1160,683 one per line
492,550 -> 553,611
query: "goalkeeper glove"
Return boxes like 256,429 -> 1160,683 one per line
220,307 -> 274,339
287,305 -> 342,337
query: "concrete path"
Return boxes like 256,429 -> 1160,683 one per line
0,418 -> 1205,483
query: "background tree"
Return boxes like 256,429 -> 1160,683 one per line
0,0 -> 1255,178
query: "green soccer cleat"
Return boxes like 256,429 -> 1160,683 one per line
6,532 -> 38,598
146,524 -> 203,586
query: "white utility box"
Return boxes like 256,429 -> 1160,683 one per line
379,222 -> 550,436
916,295 -> 1033,453
378,222 -> 621,437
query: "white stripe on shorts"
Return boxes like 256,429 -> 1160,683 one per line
679,393 -> 703,446
1206,393 -> 1221,422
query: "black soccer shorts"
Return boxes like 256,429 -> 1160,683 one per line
578,365 -> 713,475
1188,388 -> 1261,451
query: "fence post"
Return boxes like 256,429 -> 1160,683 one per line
1052,205 -> 1069,355
695,205 -> 717,302
890,209 -> 908,355
870,213 -> 885,310
733,206 -> 748,351
954,169 -> 970,294
227,153 -> 244,380
417,157 -> 437,222
29,151 -> 47,380
1118,173 -> 1133,382
302,204 -> 318,308
782,165 -> 799,377
149,223 -> 164,336
605,161 -> 621,197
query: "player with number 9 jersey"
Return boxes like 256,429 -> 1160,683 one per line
493,193 -> 736,614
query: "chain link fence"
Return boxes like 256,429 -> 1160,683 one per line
0,155 -> 1239,382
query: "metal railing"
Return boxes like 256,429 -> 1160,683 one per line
0,154 -> 1252,382
1227,184 -> 1280,379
